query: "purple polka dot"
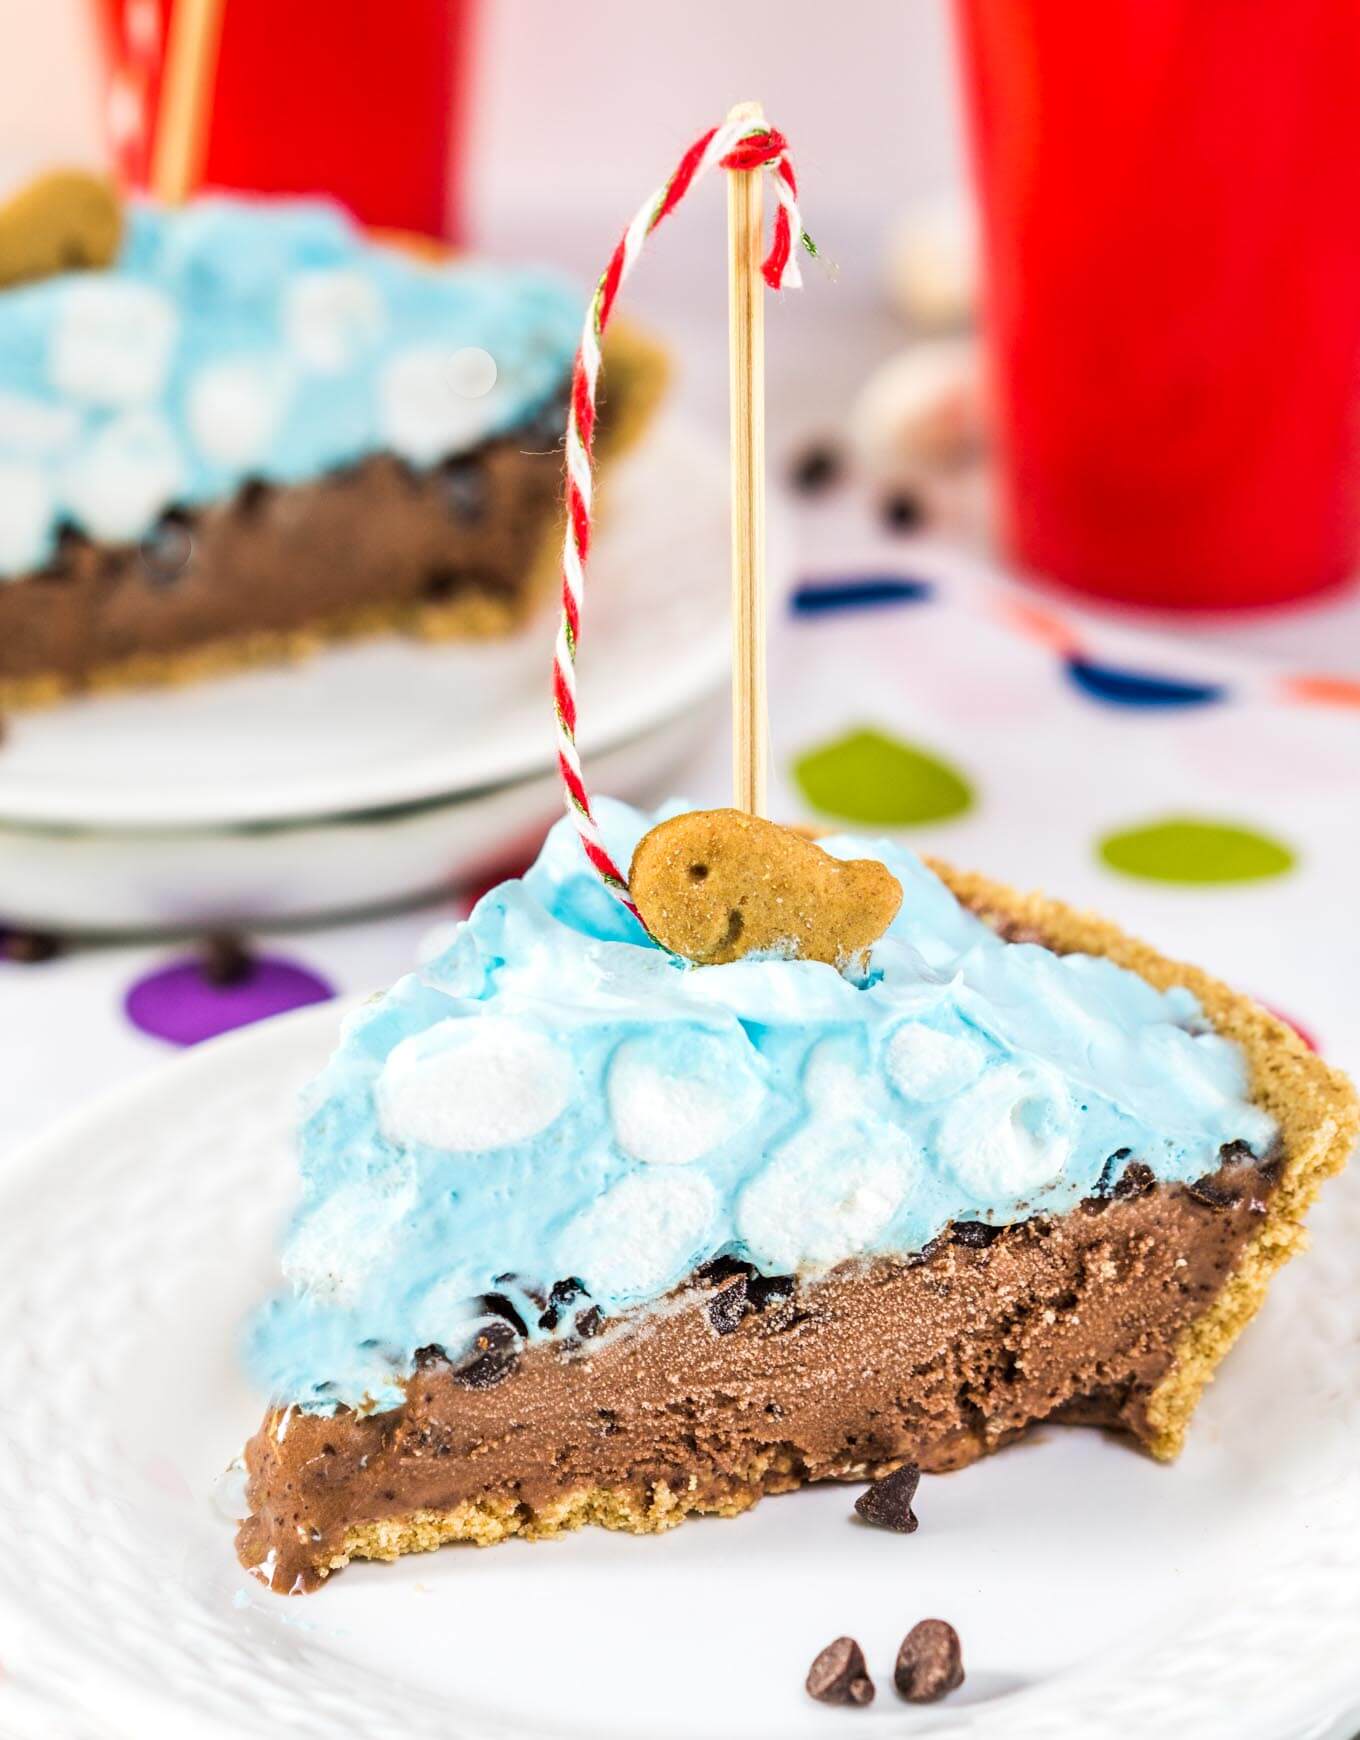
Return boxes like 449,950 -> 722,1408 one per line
124,952 -> 334,1046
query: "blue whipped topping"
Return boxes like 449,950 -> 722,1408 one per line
247,799 -> 1276,1413
0,195 -> 581,575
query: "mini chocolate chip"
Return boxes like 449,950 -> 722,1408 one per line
698,1254 -> 755,1287
139,514 -> 195,586
806,1636 -> 874,1706
1187,1165 -> 1263,1211
1113,1160 -> 1156,1199
902,1234 -> 947,1269
574,1304 -> 604,1340
423,566 -> 466,603
1094,1148 -> 1132,1196
438,456 -> 488,523
520,393 -> 568,449
455,1320 -> 519,1389
1218,1138 -> 1257,1165
199,933 -> 253,987
789,440 -> 843,495
894,1619 -> 964,1704
882,490 -> 924,533
707,1276 -> 749,1335
854,1462 -> 920,1533
951,1220 -> 1001,1249
2,929 -> 62,964
38,521 -> 88,580
539,1276 -> 588,1331
746,1273 -> 795,1311
481,1292 -> 530,1337
237,476 -> 270,516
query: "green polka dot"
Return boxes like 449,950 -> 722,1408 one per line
793,727 -> 975,827
1098,818 -> 1296,884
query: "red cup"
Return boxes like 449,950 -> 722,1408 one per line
92,0 -> 478,241
954,0 -> 1360,610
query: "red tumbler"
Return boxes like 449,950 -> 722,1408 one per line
92,0 -> 478,242
954,0 -> 1360,609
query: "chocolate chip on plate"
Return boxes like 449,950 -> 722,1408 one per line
854,1462 -> 920,1533
788,439 -> 844,495
3,929 -> 62,964
806,1636 -> 875,1706
881,489 -> 924,533
199,932 -> 254,987
894,1618 -> 964,1703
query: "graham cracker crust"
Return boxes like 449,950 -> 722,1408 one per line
335,1449 -> 803,1576
927,860 -> 1359,1459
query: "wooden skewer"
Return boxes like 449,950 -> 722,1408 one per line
149,0 -> 225,204
726,98 -> 768,818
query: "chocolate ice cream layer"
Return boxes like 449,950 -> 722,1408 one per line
237,1156 -> 1274,1593
0,394 -> 568,707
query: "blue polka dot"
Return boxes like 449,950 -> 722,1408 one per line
1066,657 -> 1228,710
791,575 -> 934,617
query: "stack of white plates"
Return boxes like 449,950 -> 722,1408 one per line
0,420 -> 730,933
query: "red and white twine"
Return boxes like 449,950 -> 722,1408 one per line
552,116 -> 815,915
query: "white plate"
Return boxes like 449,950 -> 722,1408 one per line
0,1005 -> 1356,1740
0,418 -> 730,832
0,700 -> 722,933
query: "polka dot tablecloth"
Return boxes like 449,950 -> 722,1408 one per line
1,478 -> 1357,1159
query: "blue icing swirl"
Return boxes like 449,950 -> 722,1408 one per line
0,195 -> 581,575
246,799 -> 1276,1412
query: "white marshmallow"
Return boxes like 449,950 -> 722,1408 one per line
556,1168 -> 717,1302
50,280 -> 178,407
282,1175 -> 415,1304
376,1016 -> 572,1153
0,390 -> 79,457
884,1023 -> 987,1103
607,1032 -> 761,1165
0,462 -> 53,574
802,1038 -> 866,1120
939,1064 -> 1072,1200
407,1276 -> 489,1350
737,1125 -> 916,1273
187,361 -> 287,467
379,345 -> 500,464
284,269 -> 385,372
883,198 -> 978,330
849,337 -> 983,480
60,411 -> 182,542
